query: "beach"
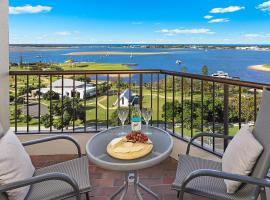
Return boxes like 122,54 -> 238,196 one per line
65,51 -> 171,55
248,64 -> 270,72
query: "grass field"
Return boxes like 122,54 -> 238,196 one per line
58,62 -> 132,71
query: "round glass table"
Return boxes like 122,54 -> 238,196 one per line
86,125 -> 173,200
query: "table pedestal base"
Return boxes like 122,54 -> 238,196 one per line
110,171 -> 160,200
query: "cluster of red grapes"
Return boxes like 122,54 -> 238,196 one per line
126,131 -> 148,143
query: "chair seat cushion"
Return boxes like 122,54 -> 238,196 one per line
172,155 -> 258,200
25,156 -> 91,200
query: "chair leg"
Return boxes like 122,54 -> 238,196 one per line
177,191 -> 180,198
260,187 -> 267,200
178,191 -> 184,200
85,192 -> 90,200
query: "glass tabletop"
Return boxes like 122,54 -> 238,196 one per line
86,125 -> 173,171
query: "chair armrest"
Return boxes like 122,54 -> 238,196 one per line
178,169 -> 270,199
186,132 -> 233,155
0,172 -> 81,200
22,135 -> 82,157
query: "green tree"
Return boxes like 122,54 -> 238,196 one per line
202,65 -> 208,76
43,97 -> 85,130
43,91 -> 59,100
41,114 -> 53,128
162,100 -> 202,130
162,101 -> 182,122
62,111 -> 72,129
52,118 -> 62,130
21,114 -> 32,123
181,66 -> 188,73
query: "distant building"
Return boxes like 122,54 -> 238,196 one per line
114,89 -> 139,107
40,79 -> 96,99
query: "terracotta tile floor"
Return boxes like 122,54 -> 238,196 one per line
31,155 -> 210,200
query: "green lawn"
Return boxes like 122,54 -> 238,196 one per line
58,62 -> 131,71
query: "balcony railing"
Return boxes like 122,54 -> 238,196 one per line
9,69 -> 270,156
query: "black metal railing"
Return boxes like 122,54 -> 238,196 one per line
9,69 -> 270,155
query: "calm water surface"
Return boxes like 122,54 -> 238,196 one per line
9,46 -> 270,84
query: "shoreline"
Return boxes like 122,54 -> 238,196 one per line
248,64 -> 270,72
64,51 -> 171,56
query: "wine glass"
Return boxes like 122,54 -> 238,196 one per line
117,108 -> 129,135
142,108 -> 152,134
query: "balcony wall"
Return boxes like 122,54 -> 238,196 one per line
0,0 -> 10,131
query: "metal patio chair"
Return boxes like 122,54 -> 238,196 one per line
172,88 -> 270,200
0,135 -> 91,200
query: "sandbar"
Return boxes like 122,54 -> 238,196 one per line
248,64 -> 270,72
65,51 -> 170,55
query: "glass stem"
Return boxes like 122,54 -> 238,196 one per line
121,122 -> 125,134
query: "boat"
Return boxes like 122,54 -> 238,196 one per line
130,52 -> 133,59
211,71 -> 240,80
176,60 -> 182,64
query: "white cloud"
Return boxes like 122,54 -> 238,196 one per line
243,33 -> 270,38
256,1 -> 270,12
208,18 -> 230,23
55,31 -> 71,36
9,5 -> 52,14
204,15 -> 213,19
132,22 -> 143,25
157,28 -> 214,35
210,6 -> 245,13
36,34 -> 48,40
243,34 -> 260,38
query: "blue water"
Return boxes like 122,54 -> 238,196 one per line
9,46 -> 270,84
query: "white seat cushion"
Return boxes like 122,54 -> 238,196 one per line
0,129 -> 35,200
222,124 -> 264,194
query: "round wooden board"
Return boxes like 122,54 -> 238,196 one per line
107,141 -> 153,160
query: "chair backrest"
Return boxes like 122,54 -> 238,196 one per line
251,88 -> 270,179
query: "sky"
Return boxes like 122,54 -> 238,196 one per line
8,0 -> 270,44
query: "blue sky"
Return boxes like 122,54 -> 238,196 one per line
9,0 -> 270,44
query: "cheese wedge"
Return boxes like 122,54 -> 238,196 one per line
130,146 -> 144,152
107,138 -> 154,160
110,137 -> 124,148
114,147 -> 131,153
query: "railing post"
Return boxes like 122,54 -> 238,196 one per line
15,75 -> 18,133
164,74 -> 167,130
139,74 -> 143,110
223,83 -> 229,150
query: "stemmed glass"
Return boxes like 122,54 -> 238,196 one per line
142,108 -> 152,134
117,108 -> 129,135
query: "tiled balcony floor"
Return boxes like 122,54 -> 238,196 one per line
31,155 -> 210,200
